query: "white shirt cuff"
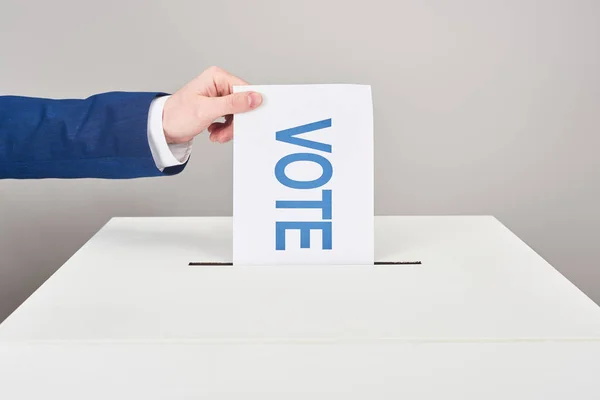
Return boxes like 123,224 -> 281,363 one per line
147,95 -> 192,172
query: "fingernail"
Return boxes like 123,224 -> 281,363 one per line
248,92 -> 262,108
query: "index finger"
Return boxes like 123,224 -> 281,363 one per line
213,67 -> 250,96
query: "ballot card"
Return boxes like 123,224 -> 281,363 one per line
233,84 -> 374,265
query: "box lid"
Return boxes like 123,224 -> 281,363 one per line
1,216 -> 599,342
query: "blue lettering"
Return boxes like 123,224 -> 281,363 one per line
274,153 -> 333,190
276,119 -> 332,153
274,118 -> 334,252
276,221 -> 332,250
276,189 -> 332,220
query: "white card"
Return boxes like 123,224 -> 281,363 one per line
233,84 -> 374,266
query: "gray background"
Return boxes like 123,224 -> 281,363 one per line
1,0 -> 599,322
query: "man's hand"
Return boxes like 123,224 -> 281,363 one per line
162,66 -> 262,144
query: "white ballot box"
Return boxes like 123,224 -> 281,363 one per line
1,216 -> 599,399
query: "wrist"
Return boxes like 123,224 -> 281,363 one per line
162,96 -> 193,144
162,95 -> 179,145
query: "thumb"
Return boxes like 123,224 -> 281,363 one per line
205,91 -> 262,120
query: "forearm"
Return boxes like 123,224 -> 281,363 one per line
0,92 -> 185,179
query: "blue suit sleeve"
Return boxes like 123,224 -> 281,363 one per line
0,92 -> 187,179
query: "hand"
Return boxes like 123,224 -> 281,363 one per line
162,66 -> 262,144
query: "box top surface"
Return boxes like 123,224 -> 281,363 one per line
1,216 -> 599,343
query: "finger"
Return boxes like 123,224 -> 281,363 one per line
208,115 -> 232,134
209,124 -> 233,143
204,92 -> 262,121
208,122 -> 226,135
207,121 -> 230,136
208,122 -> 222,132
208,115 -> 233,142
212,67 -> 249,95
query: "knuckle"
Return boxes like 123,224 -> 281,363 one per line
207,65 -> 222,74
